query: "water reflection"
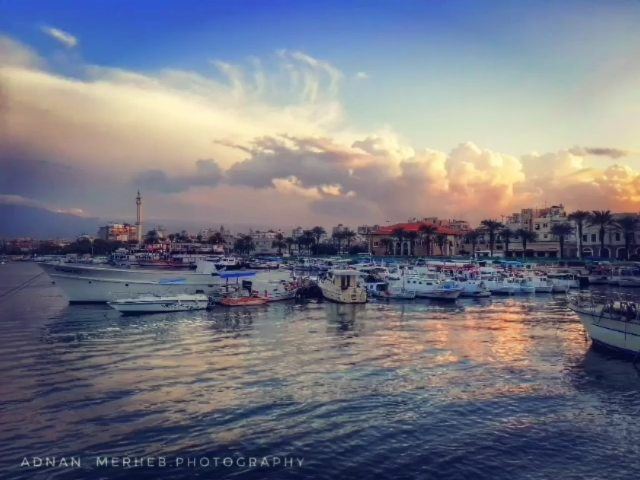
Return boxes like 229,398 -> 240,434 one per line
3,264 -> 640,480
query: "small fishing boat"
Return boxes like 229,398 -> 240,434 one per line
108,294 -> 209,314
569,293 -> 640,357
319,269 -> 368,303
220,296 -> 268,306
515,278 -> 536,294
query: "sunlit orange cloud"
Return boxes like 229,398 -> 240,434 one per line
1,34 -> 639,225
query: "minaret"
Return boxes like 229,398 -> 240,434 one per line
136,190 -> 142,245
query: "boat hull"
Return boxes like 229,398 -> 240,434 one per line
108,297 -> 209,314
571,307 -> 640,356
47,274 -> 221,303
319,284 -> 367,304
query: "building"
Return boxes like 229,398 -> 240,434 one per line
577,213 -> 640,259
250,230 -> 285,255
97,223 -> 139,243
370,220 -> 464,256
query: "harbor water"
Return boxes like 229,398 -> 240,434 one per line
1,263 -> 640,479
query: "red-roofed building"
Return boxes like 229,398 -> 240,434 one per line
370,219 -> 467,256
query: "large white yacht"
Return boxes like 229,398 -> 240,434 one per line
39,260 -> 228,303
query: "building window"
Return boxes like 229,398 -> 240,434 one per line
615,233 -> 621,242
543,223 -> 548,228
373,241 -> 379,247
535,225 -> 540,230
582,234 -> 587,242
591,234 -> 597,242
543,234 -> 548,239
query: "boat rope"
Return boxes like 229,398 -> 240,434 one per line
0,271 -> 46,302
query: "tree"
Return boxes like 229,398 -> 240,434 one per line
418,224 -> 437,256
284,236 -> 295,255
391,227 -> 406,256
436,234 -> 447,256
405,231 -> 419,256
380,238 -> 393,256
343,229 -> 357,251
550,223 -> 574,259
615,216 -> 638,260
311,226 -> 326,247
480,219 -> 504,257
589,210 -> 614,258
271,232 -> 286,255
301,230 -> 315,255
145,229 -> 160,245
516,228 -> 537,259
233,235 -> 255,255
500,228 -> 513,257
464,229 -> 481,258
568,210 -> 591,259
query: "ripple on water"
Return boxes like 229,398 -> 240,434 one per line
1,264 -> 640,480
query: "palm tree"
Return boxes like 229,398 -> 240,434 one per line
500,228 -> 513,258
302,230 -> 316,255
332,231 -> 345,253
436,234 -> 447,256
311,226 -> 326,247
380,238 -> 393,255
405,231 -> 419,256
392,227 -> 406,256
233,235 -> 254,255
464,229 -> 481,258
284,236 -> 295,256
272,232 -> 286,255
418,224 -> 438,256
550,223 -> 573,259
144,229 -> 160,245
589,210 -> 614,258
615,216 -> 638,260
480,219 -> 504,257
343,229 -> 357,251
516,228 -> 537,259
568,210 -> 591,259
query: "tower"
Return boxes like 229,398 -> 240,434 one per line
136,190 -> 142,245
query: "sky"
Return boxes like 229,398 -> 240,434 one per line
1,0 -> 640,229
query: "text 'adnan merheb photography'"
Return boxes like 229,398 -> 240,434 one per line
1,1 -> 640,479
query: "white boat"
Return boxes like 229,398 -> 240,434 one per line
481,276 -> 517,295
515,278 -> 536,294
569,293 -> 640,357
526,275 -> 554,293
319,270 -> 367,304
108,294 -> 209,314
546,272 -> 580,289
404,275 -> 462,300
615,268 -> 640,288
454,278 -> 491,298
38,260 -> 241,303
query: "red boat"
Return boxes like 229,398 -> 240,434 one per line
220,296 -> 268,306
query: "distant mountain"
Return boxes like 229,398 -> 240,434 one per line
0,204 -> 100,239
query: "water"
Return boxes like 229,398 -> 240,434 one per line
1,263 -> 640,479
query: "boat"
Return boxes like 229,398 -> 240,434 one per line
526,275 -> 554,293
375,277 -> 417,300
454,278 -> 491,298
404,275 -> 462,300
569,293 -> 640,357
38,260 -> 251,303
318,269 -> 368,304
515,278 -> 536,294
220,296 -> 268,306
481,275 -> 517,295
615,268 -> 640,288
108,294 -> 209,314
546,272 -> 580,289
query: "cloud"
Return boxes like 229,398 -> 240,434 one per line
40,26 -> 78,48
569,146 -> 631,159
133,160 -> 222,193
355,71 -> 369,80
1,33 -> 639,225
0,194 -> 87,216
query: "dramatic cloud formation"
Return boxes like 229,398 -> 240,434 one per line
133,160 -> 222,193
40,26 -> 78,48
1,32 -> 639,226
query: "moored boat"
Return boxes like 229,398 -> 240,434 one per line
319,269 -> 368,304
220,296 -> 268,306
569,293 -> 640,357
108,294 -> 209,314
